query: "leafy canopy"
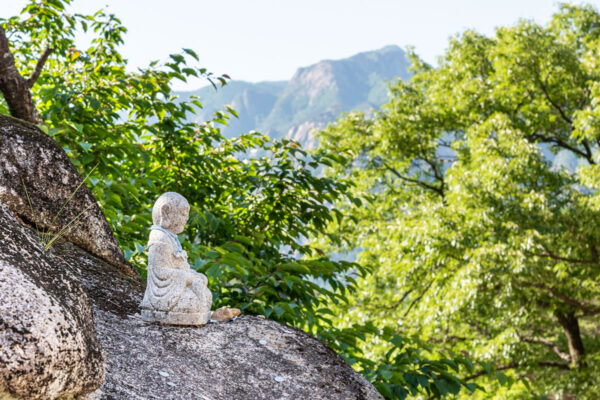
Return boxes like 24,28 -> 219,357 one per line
1,1 -> 475,398
1,0 -> 360,327
317,3 -> 600,399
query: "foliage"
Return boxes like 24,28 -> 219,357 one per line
319,322 -> 479,399
1,1 -> 470,398
317,3 -> 600,399
0,0 -> 359,327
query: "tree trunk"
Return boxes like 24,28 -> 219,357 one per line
555,311 -> 585,367
0,26 -> 44,124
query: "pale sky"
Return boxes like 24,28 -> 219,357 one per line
3,0 -> 598,90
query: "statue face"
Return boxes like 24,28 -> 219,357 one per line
161,204 -> 189,234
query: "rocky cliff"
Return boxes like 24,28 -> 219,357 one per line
0,114 -> 129,271
0,116 -> 382,400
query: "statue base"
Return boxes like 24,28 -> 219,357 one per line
141,309 -> 211,326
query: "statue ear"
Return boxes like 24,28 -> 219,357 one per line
160,204 -> 171,225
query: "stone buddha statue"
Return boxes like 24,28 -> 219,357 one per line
140,192 -> 213,325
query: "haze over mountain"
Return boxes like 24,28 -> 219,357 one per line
178,45 -> 410,147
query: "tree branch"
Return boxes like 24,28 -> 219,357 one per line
463,363 -> 519,382
462,360 -> 569,383
555,311 -> 586,367
520,335 -> 571,363
528,57 -> 596,165
381,160 -> 444,198
402,279 -> 435,318
530,133 -> 593,163
518,281 -> 600,317
422,157 -> 446,192
591,245 -> 599,264
0,26 -> 42,123
26,47 -> 53,88
537,360 -> 571,369
529,249 -> 599,265
385,288 -> 414,310
529,56 -> 572,125
581,139 -> 594,163
537,77 -> 572,125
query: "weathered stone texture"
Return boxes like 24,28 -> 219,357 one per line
52,241 -> 382,400
0,203 -> 104,399
0,115 -> 382,399
0,113 -> 130,272
88,313 -> 382,400
0,203 -> 381,399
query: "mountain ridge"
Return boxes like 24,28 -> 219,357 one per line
178,45 -> 411,147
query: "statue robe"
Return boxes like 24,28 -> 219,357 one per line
140,229 -> 210,313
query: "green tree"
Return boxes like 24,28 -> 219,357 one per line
318,4 -> 600,398
0,0 -> 359,328
1,1 -> 468,398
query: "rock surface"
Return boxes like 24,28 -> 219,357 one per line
0,116 -> 382,400
0,203 -> 104,399
0,198 -> 382,399
0,114 -> 130,271
50,241 -> 383,400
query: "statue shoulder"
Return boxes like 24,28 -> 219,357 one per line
148,229 -> 172,248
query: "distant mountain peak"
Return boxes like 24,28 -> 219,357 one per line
306,45 -> 404,65
179,46 -> 410,147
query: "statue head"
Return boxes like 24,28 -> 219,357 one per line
152,192 -> 190,234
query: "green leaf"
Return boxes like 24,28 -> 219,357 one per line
379,368 -> 393,381
182,48 -> 199,61
496,372 -> 508,386
79,141 -> 92,152
273,305 -> 285,318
